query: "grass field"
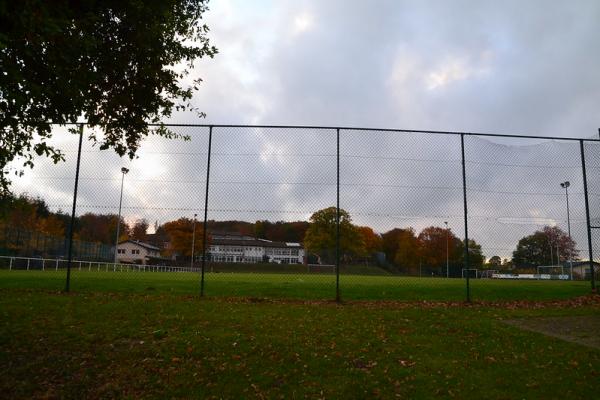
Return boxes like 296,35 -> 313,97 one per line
1,289 -> 599,399
0,269 -> 595,301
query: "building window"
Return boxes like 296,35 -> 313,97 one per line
132,249 -> 140,255
117,249 -> 126,254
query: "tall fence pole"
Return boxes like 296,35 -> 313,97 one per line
460,134 -> 471,302
200,126 -> 213,297
335,128 -> 341,302
580,140 -> 596,292
65,124 -> 84,292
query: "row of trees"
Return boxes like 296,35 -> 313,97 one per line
303,207 -> 484,273
0,194 -> 309,259
0,195 -> 579,269
302,208 -> 579,271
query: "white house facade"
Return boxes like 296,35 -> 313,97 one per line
116,240 -> 161,265
208,233 -> 304,264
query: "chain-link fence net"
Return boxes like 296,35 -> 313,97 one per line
584,140 -> 600,288
465,136 -> 592,299
340,130 -> 465,300
0,126 -> 80,285
1,124 -> 598,300
206,127 -> 336,298
71,125 -> 212,293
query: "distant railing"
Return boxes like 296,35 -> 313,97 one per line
0,255 -> 198,273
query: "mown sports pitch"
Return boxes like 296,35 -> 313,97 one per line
0,270 -> 594,301
1,289 -> 599,399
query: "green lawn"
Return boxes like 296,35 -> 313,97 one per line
0,269 -> 595,301
0,289 -> 599,399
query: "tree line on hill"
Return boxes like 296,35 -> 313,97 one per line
302,207 -> 485,274
0,194 -> 578,270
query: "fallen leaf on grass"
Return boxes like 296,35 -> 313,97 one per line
398,359 -> 416,367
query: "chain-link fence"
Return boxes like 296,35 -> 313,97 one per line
1,124 -> 598,301
584,140 -> 600,290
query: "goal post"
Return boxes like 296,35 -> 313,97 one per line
461,268 -> 478,278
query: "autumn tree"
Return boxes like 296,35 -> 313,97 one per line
486,255 -> 502,268
77,213 -> 130,244
512,225 -> 578,268
0,194 -> 48,230
303,207 -> 363,263
418,226 -> 462,270
254,220 -> 310,243
542,225 -> 578,261
37,214 -> 66,237
206,220 -> 254,237
131,219 -> 150,242
356,226 -> 382,257
0,0 -> 217,195
459,239 -> 485,269
160,218 -> 206,257
0,193 -> 68,236
381,228 -> 420,273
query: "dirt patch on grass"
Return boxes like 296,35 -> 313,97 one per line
503,315 -> 600,349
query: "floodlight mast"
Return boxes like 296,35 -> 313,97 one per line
114,167 -> 129,264
191,213 -> 198,270
444,221 -> 449,278
560,181 -> 572,279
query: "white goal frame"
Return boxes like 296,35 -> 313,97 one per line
461,268 -> 478,278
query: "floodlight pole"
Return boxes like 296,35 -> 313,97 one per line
560,181 -> 573,279
444,221 -> 449,278
548,236 -> 553,267
114,167 -> 129,264
191,213 -> 197,270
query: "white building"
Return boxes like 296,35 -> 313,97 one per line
208,233 -> 304,264
116,240 -> 161,265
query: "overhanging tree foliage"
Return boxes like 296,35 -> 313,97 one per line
0,0 -> 217,195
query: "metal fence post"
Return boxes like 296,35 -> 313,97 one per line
580,140 -> 596,292
461,134 -> 471,302
336,128 -> 341,302
200,126 -> 213,297
65,123 -> 84,292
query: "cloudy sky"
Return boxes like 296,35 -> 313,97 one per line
14,0 -> 600,260
189,0 -> 600,138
